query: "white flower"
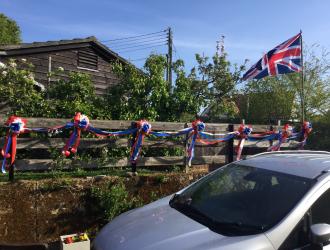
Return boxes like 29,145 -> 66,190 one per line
28,73 -> 34,81
2,71 -> 7,77
34,81 -> 45,91
0,62 -> 6,69
21,58 -> 27,63
9,62 -> 17,68
57,66 -> 64,72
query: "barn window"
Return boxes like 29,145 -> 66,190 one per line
77,48 -> 98,71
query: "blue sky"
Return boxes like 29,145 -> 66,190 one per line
1,0 -> 329,70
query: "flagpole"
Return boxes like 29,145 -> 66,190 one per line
300,30 -> 305,123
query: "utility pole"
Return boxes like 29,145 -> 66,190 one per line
300,30 -> 305,123
167,27 -> 173,91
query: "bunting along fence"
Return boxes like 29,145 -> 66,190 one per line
0,115 -> 311,177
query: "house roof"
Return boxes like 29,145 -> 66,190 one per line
0,36 -> 130,65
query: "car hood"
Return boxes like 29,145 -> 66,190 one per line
93,196 -> 273,250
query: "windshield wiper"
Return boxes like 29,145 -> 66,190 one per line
211,220 -> 265,233
169,193 -> 192,206
170,194 -> 264,235
170,195 -> 213,225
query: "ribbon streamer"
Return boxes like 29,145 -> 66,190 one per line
267,124 -> 294,151
0,112 -> 314,172
130,120 -> 151,163
186,120 -> 205,166
88,126 -> 138,137
1,116 -> 28,173
297,121 -> 312,149
236,124 -> 252,160
62,112 -> 90,157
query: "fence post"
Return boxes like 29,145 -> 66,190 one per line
183,123 -> 189,173
130,121 -> 137,174
269,125 -> 274,148
227,124 -> 234,163
8,154 -> 14,182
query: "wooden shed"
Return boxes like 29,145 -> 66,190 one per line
0,36 -> 131,95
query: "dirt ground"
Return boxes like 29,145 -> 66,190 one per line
0,169 -> 208,245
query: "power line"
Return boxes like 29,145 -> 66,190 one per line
129,57 -> 149,62
101,30 -> 167,42
129,54 -> 167,62
103,34 -> 167,45
118,44 -> 167,53
109,41 -> 167,51
173,42 -> 181,60
105,37 -> 168,48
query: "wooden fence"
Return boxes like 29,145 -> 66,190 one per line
0,117 -> 296,172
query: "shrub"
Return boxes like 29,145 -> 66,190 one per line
0,59 -> 48,116
91,181 -> 142,221
47,72 -> 108,119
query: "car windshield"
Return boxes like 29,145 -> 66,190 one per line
169,163 -> 314,236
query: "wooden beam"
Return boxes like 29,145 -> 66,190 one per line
0,117 -> 229,132
0,138 -> 185,149
0,137 -> 298,150
14,155 -> 226,171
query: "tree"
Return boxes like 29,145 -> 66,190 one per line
108,54 -> 209,122
47,72 -> 107,119
194,37 -> 246,121
243,44 -> 330,123
107,55 -> 169,121
107,38 -> 246,123
242,77 -> 295,124
168,59 -> 208,121
0,13 -> 21,45
285,44 -> 330,120
0,59 -> 48,116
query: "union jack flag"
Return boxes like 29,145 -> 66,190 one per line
243,33 -> 302,80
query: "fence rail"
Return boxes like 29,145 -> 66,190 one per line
0,117 -> 294,173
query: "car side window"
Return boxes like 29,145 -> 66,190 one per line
279,215 -> 311,250
280,189 -> 330,250
311,189 -> 330,225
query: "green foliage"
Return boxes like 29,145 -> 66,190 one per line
305,120 -> 330,151
167,60 -> 206,121
242,77 -> 295,123
243,44 -> 330,123
91,181 -> 142,221
0,13 -> 21,45
194,37 -> 246,121
0,61 -> 109,119
47,72 -> 108,119
155,175 -> 169,184
0,59 -> 48,116
108,39 -> 246,122
108,55 -> 169,121
288,45 -> 330,120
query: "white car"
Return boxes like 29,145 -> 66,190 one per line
93,151 -> 330,250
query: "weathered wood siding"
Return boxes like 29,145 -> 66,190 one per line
0,46 -> 121,95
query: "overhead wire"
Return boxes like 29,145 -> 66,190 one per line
129,53 -> 167,62
173,42 -> 181,61
103,34 -> 168,45
118,44 -> 167,53
101,30 -> 167,42
105,38 -> 168,49
129,57 -> 149,62
101,29 -> 169,62
109,41 -> 167,51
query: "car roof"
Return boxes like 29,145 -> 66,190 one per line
239,151 -> 330,179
